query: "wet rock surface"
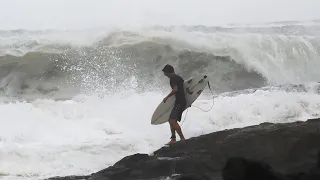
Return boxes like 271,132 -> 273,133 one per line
46,118 -> 320,180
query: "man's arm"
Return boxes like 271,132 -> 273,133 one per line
166,85 -> 178,98
163,85 -> 178,103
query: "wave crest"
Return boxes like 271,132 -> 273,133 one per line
1,25 -> 320,99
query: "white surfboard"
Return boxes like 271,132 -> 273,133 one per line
151,74 -> 209,125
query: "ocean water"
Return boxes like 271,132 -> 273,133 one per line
1,1 -> 320,179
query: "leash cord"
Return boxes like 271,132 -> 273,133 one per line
181,81 -> 215,125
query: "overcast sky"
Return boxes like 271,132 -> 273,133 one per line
1,0 -> 319,30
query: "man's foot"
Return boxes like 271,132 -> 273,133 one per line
166,139 -> 176,145
179,138 -> 186,143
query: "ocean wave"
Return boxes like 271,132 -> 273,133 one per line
0,25 -> 320,99
0,48 -> 264,99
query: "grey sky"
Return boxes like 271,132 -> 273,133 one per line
1,0 -> 319,30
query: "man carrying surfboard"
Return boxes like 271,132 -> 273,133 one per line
162,64 -> 186,145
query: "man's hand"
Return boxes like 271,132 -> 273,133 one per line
163,85 -> 177,103
163,96 -> 169,103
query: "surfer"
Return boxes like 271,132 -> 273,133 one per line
162,64 -> 186,145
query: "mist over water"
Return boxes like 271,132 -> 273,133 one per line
1,0 -> 320,179
1,0 -> 320,30
1,24 -> 320,99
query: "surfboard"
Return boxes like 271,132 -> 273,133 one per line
151,74 -> 209,125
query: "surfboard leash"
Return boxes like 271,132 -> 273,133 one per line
190,81 -> 215,112
181,108 -> 189,125
181,81 -> 215,125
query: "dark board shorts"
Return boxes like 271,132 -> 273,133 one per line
169,103 -> 186,122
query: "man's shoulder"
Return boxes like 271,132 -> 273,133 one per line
172,74 -> 184,81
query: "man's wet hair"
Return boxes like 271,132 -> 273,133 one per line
162,64 -> 174,73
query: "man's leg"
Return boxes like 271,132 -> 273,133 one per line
169,119 -> 185,140
167,104 -> 179,144
166,122 -> 176,145
167,103 -> 185,144
170,123 -> 176,139
173,103 -> 186,140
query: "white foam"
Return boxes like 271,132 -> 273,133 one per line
137,29 -> 320,85
0,88 -> 320,179
2,26 -> 320,86
0,29 -> 111,56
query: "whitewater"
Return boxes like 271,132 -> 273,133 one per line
1,2 -> 320,179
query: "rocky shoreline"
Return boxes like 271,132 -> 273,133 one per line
46,118 -> 320,180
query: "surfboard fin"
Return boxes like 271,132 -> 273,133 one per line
186,87 -> 193,94
199,75 -> 207,83
207,81 -> 211,90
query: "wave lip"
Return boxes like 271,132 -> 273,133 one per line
0,24 -> 320,99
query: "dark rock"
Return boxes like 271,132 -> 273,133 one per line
286,172 -> 307,180
221,157 -> 288,180
47,175 -> 89,180
44,118 -> 320,180
176,175 -> 203,180
291,150 -> 320,180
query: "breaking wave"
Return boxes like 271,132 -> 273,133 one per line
1,24 -> 320,100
